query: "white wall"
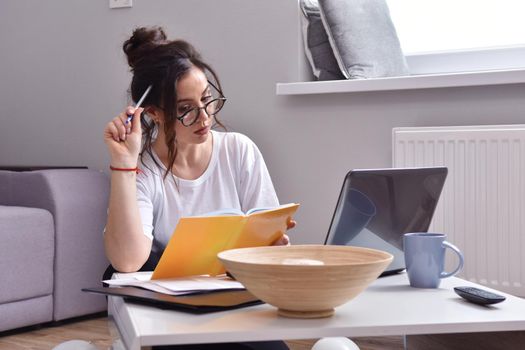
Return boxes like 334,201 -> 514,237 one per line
1,0 -> 525,244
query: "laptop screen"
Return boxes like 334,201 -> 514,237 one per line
324,167 -> 448,275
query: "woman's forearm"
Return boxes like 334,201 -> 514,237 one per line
104,171 -> 152,272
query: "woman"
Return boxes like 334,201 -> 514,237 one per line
103,26 -> 292,350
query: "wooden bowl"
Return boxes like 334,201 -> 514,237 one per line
218,244 -> 393,318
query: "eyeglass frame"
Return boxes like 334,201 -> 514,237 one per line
175,81 -> 227,127
176,97 -> 227,127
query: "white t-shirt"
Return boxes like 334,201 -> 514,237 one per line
136,130 -> 279,255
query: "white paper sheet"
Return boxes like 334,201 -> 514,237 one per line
105,272 -> 244,295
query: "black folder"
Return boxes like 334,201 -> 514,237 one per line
82,287 -> 263,314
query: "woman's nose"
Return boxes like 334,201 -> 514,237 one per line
197,106 -> 211,121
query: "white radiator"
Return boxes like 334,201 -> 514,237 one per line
393,125 -> 525,297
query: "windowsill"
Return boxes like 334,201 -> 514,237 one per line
276,68 -> 525,95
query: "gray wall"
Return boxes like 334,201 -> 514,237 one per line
1,0 -> 525,244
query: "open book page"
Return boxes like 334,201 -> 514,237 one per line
245,203 -> 299,215
234,203 -> 300,247
106,271 -> 244,296
195,208 -> 245,217
195,203 -> 299,217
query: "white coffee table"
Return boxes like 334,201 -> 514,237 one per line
108,273 -> 525,350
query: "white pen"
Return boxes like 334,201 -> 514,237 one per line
126,85 -> 153,124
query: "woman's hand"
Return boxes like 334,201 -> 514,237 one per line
272,219 -> 297,246
272,234 -> 290,246
287,219 -> 296,230
104,107 -> 144,167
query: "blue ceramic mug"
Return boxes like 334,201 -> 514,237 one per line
403,233 -> 464,288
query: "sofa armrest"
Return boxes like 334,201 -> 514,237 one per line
0,169 -> 110,320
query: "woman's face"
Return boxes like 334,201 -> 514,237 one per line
173,66 -> 214,145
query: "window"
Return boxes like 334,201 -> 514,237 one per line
386,0 -> 525,74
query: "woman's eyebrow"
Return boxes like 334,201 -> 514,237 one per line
177,86 -> 211,104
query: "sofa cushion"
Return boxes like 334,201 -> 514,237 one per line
0,295 -> 53,332
0,206 -> 54,304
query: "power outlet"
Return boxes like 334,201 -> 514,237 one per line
109,0 -> 132,9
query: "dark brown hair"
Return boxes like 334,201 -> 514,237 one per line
123,26 -> 226,178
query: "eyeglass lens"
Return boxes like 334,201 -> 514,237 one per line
180,98 -> 224,126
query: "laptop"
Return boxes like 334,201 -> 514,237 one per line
324,167 -> 448,276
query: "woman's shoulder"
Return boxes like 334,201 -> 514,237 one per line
214,130 -> 256,148
213,131 -> 264,169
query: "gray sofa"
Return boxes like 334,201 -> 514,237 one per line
0,169 -> 110,332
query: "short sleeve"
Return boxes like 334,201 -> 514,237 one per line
136,173 -> 154,240
235,134 -> 279,211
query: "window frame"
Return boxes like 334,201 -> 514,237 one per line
405,46 -> 525,75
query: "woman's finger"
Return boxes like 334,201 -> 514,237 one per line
125,106 -> 136,117
272,234 -> 290,246
106,122 -> 120,142
112,117 -> 127,141
130,107 -> 144,134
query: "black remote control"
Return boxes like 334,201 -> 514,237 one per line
454,286 -> 506,305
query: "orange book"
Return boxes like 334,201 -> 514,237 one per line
151,203 -> 300,279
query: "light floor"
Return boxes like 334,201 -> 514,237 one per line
0,315 -> 404,350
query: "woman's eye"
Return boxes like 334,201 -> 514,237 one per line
202,95 -> 213,103
178,105 -> 193,114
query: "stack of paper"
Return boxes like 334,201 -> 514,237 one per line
105,271 -> 244,296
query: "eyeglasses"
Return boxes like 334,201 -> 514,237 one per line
176,97 -> 227,127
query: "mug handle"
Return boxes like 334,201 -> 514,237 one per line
440,241 -> 464,279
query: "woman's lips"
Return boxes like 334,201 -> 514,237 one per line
194,126 -> 210,135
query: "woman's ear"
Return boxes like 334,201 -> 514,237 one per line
145,106 -> 163,124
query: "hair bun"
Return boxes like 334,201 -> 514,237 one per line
123,26 -> 167,69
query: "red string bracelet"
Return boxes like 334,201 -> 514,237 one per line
109,165 -> 142,174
